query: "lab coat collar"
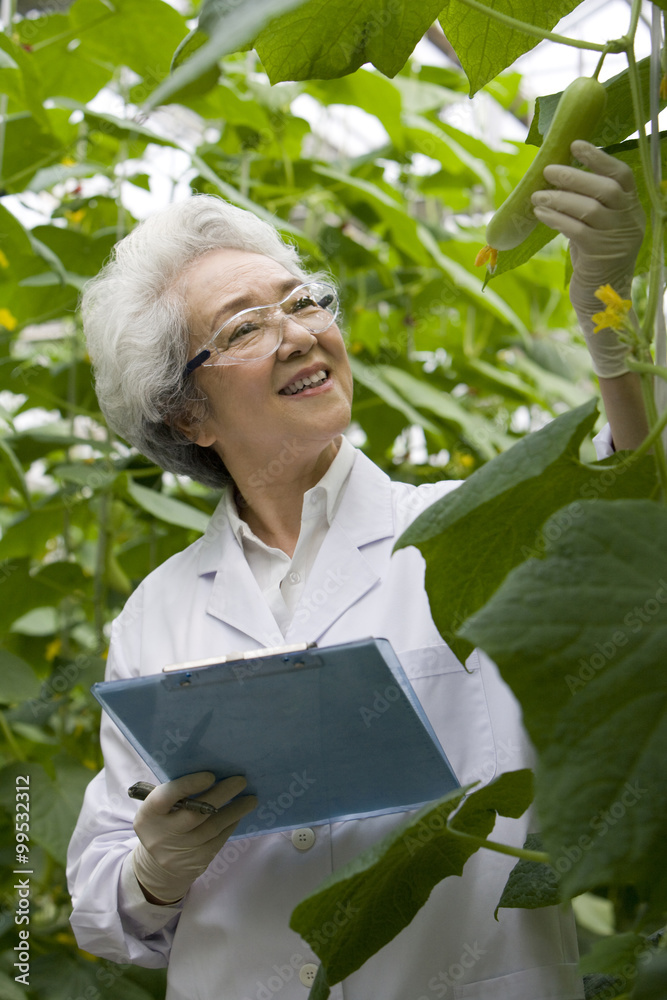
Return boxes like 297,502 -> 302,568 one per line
195,447 -> 395,645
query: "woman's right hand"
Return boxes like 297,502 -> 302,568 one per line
131,771 -> 258,904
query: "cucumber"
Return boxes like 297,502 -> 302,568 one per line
484,76 -> 607,253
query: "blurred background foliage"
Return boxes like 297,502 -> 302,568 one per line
0,0 -> 607,996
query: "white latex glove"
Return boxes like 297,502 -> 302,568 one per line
531,139 -> 646,378
132,771 -> 257,904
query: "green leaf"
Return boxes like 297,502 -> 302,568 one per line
11,606 -> 59,636
395,400 -> 656,662
255,0 -> 447,84
377,364 -> 512,458
0,114 -> 62,193
632,953 -> 667,1000
126,478 -> 210,533
579,933 -> 647,976
290,770 -> 532,988
495,833 -> 560,916
439,0 -> 584,96
0,436 -> 32,509
0,650 -> 41,704
348,357 -> 442,439
70,0 -> 188,81
0,970 -> 26,1000
460,500 -> 667,909
0,560 -> 89,636
144,0 -> 309,111
526,58 -> 655,151
16,10 -> 114,104
51,98 -> 180,148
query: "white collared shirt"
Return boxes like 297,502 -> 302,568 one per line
223,435 -> 357,635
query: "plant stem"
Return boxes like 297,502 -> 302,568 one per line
621,378 -> 667,465
0,708 -> 25,761
626,0 -> 642,42
446,821 -> 551,864
627,360 -> 667,382
637,369 -> 667,499
626,46 -> 663,217
451,0 -> 612,53
0,0 -> 16,184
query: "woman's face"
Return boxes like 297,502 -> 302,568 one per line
181,248 -> 353,477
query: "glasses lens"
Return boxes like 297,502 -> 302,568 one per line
211,307 -> 277,363
206,281 -> 339,365
282,282 -> 338,333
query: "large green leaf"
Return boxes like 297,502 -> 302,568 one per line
255,0 -> 448,83
290,770 -> 533,996
460,500 -> 667,912
126,478 -> 210,533
378,364 -> 512,458
439,0 -> 585,96
15,9 -> 114,104
494,833 -> 560,916
578,933 -> 648,976
395,400 -> 657,662
0,560 -> 89,635
69,0 -> 187,81
348,357 -> 442,440
0,650 -> 41,705
144,0 -> 310,110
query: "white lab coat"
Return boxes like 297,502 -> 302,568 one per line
67,445 -> 588,1000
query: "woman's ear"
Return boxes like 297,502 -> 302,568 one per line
170,414 -> 218,449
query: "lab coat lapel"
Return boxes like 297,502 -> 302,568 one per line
285,449 -> 395,643
197,512 -> 285,647
196,449 -> 396,647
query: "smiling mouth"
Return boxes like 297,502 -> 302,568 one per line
279,368 -> 329,395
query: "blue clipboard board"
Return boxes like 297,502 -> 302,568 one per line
92,637 -> 459,838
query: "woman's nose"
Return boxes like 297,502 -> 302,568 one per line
275,314 -> 318,358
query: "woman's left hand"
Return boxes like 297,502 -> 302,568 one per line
530,139 -> 646,378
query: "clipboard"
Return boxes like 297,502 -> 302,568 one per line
92,637 -> 459,838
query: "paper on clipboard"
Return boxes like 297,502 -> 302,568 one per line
92,637 -> 459,838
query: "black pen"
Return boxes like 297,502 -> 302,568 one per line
127,781 -> 218,815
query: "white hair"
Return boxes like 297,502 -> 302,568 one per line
82,195 -> 310,488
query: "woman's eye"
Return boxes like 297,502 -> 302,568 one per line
292,296 -> 317,312
227,321 -> 259,344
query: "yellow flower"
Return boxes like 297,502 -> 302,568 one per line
0,250 -> 9,268
591,284 -> 632,334
45,637 -> 62,662
474,244 -> 498,270
65,208 -> 86,224
0,308 -> 17,330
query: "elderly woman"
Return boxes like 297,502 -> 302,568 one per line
67,142 -> 646,1000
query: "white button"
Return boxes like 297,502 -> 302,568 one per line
288,571 -> 301,584
291,828 -> 315,851
299,963 -> 319,986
